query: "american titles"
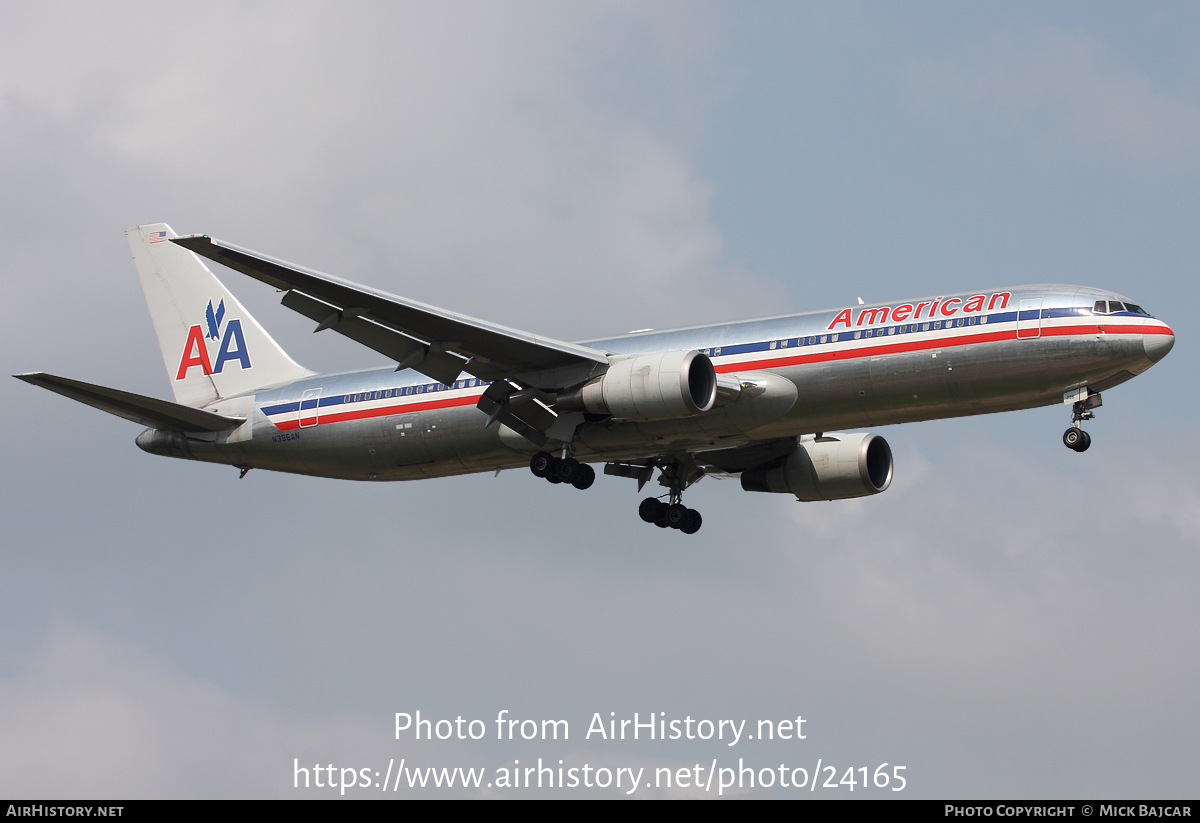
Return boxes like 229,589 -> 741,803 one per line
828,292 -> 1011,331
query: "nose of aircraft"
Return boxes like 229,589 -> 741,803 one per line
1143,323 -> 1175,363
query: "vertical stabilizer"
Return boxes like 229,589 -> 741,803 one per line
127,224 -> 311,406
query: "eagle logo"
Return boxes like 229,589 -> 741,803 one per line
205,299 -> 226,341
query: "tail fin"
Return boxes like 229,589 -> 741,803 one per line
127,223 -> 311,407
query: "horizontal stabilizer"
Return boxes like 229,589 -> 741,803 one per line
13,373 -> 245,432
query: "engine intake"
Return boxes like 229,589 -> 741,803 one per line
557,350 -> 717,421
741,433 -> 892,501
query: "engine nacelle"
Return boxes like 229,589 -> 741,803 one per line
557,350 -> 717,421
740,433 -> 893,501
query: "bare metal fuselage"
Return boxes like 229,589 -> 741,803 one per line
136,283 -> 1172,483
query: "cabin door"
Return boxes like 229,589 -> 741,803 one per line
1017,298 -> 1043,339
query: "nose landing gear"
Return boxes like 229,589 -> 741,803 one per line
1063,392 -> 1101,453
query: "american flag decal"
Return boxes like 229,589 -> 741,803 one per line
148,231 -> 167,244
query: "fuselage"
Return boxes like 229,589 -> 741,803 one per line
136,284 -> 1174,481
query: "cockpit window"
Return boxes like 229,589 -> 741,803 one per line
1094,300 -> 1151,316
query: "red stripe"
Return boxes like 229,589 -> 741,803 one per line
715,322 -> 1147,374
274,394 -> 480,431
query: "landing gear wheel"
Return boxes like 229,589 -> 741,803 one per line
1076,430 -> 1091,452
639,497 -> 663,523
571,463 -> 596,490
556,457 -> 580,484
680,508 -> 703,535
1063,428 -> 1083,451
529,451 -> 553,478
666,503 -> 689,529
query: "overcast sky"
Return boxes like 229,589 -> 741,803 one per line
2,1 -> 1198,798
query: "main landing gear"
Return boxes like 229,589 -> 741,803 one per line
638,496 -> 703,535
529,450 -> 595,490
1063,392 -> 1101,453
635,456 -> 705,535
534,448 -> 707,535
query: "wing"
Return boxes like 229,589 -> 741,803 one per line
171,235 -> 610,391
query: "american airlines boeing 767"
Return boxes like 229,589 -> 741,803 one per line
16,224 -> 1175,535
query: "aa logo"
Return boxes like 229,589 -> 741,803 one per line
176,299 -> 252,380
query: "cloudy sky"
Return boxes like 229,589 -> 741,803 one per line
2,1 -> 1197,798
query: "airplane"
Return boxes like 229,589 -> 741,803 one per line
15,224 -> 1175,535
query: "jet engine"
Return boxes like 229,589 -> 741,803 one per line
557,350 -> 717,421
740,433 -> 892,501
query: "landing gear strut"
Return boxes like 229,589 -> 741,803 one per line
1063,392 -> 1101,453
